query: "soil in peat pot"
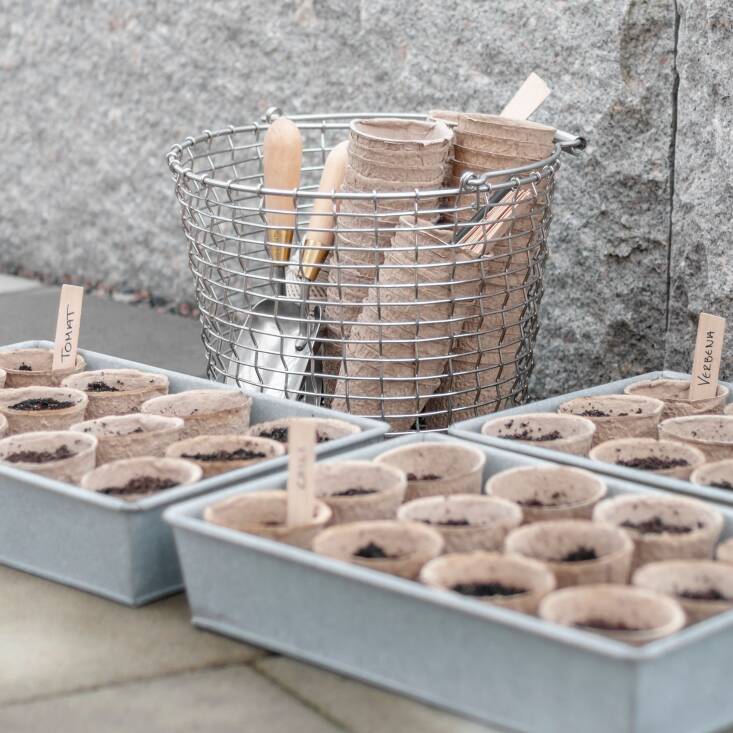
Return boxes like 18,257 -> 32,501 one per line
616,456 -> 688,471
332,487 -> 378,497
518,491 -> 569,508
711,480 -> 733,490
620,517 -> 700,535
452,582 -> 527,597
99,476 -> 178,497
9,398 -> 75,411
576,619 -> 640,632
86,382 -> 120,393
5,445 -> 75,464
353,542 -> 400,559
406,473 -> 442,481
678,588 -> 728,601
181,448 -> 267,462
561,546 -> 598,562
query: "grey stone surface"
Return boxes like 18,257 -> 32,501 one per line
0,0 -> 686,396
256,656 -> 496,733
0,666 -> 344,733
0,288 -> 205,376
0,565 -> 263,706
666,1 -> 733,375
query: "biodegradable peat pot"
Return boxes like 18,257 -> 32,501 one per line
397,494 -> 522,553
539,584 -> 685,645
204,490 -> 332,549
0,347 -> 86,388
589,437 -> 705,480
658,415 -> 733,463
313,461 -> 407,525
420,552 -> 556,614
633,560 -> 733,624
504,520 -> 634,588
716,538 -> 733,564
593,494 -> 724,567
485,465 -> 607,523
142,389 -> 251,441
0,430 -> 97,484
625,378 -> 729,419
480,412 -> 596,456
70,413 -> 184,464
81,456 -> 202,502
349,118 -> 453,155
691,459 -> 733,491
246,417 -> 361,448
313,520 -> 444,579
62,369 -> 169,420
374,442 -> 486,501
165,434 -> 285,479
0,386 -> 88,434
558,394 -> 664,446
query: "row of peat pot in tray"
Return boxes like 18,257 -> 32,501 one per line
166,433 -> 733,733
0,341 -> 386,605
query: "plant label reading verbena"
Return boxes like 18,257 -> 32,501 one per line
52,284 -> 84,371
689,312 -> 726,401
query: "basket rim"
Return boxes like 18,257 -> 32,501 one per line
166,112 -> 563,199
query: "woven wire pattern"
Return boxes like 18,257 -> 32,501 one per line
168,112 -> 560,433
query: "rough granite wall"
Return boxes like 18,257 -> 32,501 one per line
0,0 -> 729,396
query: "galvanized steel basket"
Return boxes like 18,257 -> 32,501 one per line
167,109 -> 584,433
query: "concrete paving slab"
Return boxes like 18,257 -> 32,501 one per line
0,288 -> 205,376
0,566 -> 263,706
0,273 -> 42,294
256,656 -> 499,733
0,666 -> 344,733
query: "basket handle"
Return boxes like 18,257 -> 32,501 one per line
555,129 -> 587,155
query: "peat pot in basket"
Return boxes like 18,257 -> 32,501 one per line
167,110 -> 585,433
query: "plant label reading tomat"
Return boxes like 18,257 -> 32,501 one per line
52,284 -> 84,371
689,311 -> 726,401
286,420 -> 316,527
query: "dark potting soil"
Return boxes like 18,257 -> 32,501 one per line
8,398 -> 75,411
503,429 -> 562,442
182,448 -> 267,462
679,588 -> 728,602
617,456 -> 688,471
332,487 -> 378,497
406,472 -> 442,481
453,582 -> 527,597
436,518 -> 471,526
353,541 -> 397,559
711,480 -> 733,490
561,546 -> 598,562
519,490 -> 567,508
579,409 -> 609,418
5,445 -> 75,464
258,426 -> 330,444
620,516 -> 696,535
99,476 -> 178,497
130,427 -> 145,434
17,363 -> 32,371
576,619 -> 639,632
86,381 -> 120,393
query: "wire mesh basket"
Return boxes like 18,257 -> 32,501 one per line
167,110 -> 585,433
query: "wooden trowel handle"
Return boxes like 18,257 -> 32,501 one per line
264,118 -> 303,263
301,140 -> 348,281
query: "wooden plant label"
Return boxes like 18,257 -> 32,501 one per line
501,72 -> 551,120
689,312 -> 726,401
52,285 -> 84,371
286,420 -> 316,527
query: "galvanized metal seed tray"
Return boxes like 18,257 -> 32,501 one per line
0,341 -> 387,605
450,370 -> 733,509
166,433 -> 733,733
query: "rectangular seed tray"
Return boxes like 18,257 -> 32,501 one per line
0,340 -> 388,606
166,432 -> 733,733
450,370 -> 733,509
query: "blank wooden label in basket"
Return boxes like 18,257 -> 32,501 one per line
500,72 -> 551,120
286,421 -> 316,526
689,312 -> 726,401
52,284 -> 84,371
